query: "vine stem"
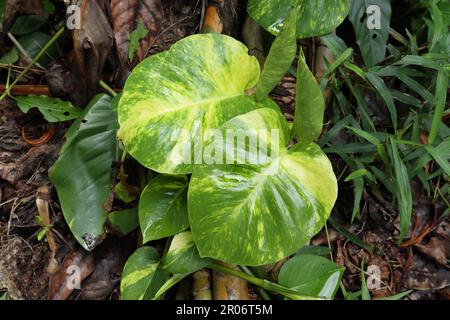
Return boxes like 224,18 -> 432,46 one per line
0,27 -> 65,102
240,266 -> 271,300
208,262 -> 323,300
99,80 -> 118,97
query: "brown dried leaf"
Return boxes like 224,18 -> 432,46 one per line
69,0 -> 114,107
110,0 -> 163,68
48,249 -> 95,300
78,242 -> 127,300
415,237 -> 450,266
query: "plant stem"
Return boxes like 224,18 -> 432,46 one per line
209,262 -> 323,300
0,27 -> 65,102
240,266 -> 271,300
99,80 -> 117,97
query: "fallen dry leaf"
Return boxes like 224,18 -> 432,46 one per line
415,237 -> 450,266
69,0 -> 114,106
48,249 -> 95,300
110,0 -> 163,71
79,241 -> 127,300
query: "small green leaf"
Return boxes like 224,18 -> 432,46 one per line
108,208 -> 139,235
50,95 -> 118,250
0,48 -> 19,64
121,247 -> 167,300
278,254 -> 344,299
113,181 -> 139,203
345,169 -> 369,182
37,227 -> 48,241
14,95 -> 82,122
294,50 -> 325,144
163,231 -> 212,274
128,21 -> 148,61
255,7 -> 297,100
139,175 -> 189,243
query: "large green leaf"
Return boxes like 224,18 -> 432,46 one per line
247,0 -> 352,39
50,95 -> 118,250
255,7 -> 297,100
14,95 -> 82,122
118,33 -> 277,174
278,254 -> 344,299
139,175 -> 189,243
121,247 -> 167,300
162,231 -> 212,274
294,50 -> 325,144
189,108 -> 338,266
349,0 -> 392,67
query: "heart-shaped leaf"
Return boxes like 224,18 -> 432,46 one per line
50,94 -> 118,250
163,231 -> 212,274
248,0 -> 352,39
189,108 -> 338,266
118,33 -> 278,174
139,175 -> 189,242
121,246 -> 167,300
278,254 -> 344,299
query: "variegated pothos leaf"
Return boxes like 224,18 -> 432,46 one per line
188,108 -> 338,266
248,0 -> 352,38
118,33 -> 277,174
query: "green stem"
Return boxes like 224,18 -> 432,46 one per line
209,262 -> 323,300
240,266 -> 271,300
0,27 -> 65,102
99,80 -> 117,97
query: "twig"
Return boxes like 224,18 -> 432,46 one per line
0,84 -> 49,96
7,32 -> 44,69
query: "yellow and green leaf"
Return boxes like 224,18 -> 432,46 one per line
248,0 -> 352,39
188,108 -> 338,266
